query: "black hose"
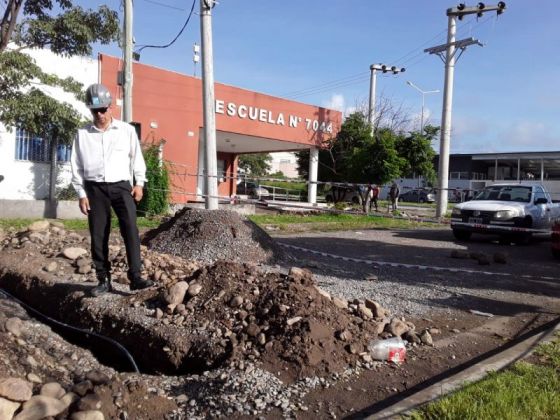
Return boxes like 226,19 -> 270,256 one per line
0,287 -> 139,373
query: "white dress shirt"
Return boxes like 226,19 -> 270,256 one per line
71,118 -> 147,199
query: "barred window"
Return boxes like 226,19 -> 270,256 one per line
15,128 -> 71,163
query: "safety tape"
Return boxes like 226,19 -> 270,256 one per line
451,221 -> 552,235
278,243 -> 560,281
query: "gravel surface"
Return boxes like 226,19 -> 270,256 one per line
273,228 -> 560,319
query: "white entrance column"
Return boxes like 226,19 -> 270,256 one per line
308,147 -> 319,204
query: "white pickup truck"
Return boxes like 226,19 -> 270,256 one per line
450,183 -> 560,244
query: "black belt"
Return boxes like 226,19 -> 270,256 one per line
84,180 -> 127,185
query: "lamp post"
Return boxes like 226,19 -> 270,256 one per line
368,64 -> 405,133
406,81 -> 439,133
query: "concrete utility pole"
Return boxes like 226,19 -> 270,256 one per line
123,0 -> 133,122
200,0 -> 218,210
406,81 -> 439,133
368,64 -> 405,132
425,2 -> 506,218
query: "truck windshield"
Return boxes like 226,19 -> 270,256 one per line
473,186 -> 532,202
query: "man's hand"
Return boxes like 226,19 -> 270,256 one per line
79,197 -> 90,215
131,185 -> 143,202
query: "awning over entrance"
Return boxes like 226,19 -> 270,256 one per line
216,131 -> 311,154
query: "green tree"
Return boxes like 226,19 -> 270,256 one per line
297,112 -> 404,208
0,1 -> 119,207
395,125 -> 438,185
238,153 -> 272,177
137,144 -> 170,216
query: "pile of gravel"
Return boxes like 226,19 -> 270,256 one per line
143,208 -> 286,264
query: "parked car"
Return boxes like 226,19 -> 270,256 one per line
399,188 -> 435,203
450,183 -> 560,244
236,181 -> 270,198
325,186 -> 361,204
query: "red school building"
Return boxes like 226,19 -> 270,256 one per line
99,54 -> 342,204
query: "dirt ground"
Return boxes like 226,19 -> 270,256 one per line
0,216 -> 559,419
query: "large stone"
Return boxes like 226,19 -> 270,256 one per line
28,220 -> 50,232
43,261 -> 58,273
0,397 -> 20,419
358,304 -> 373,319
60,392 -> 79,410
40,382 -> 65,399
62,247 -> 88,260
163,281 -> 189,306
313,285 -> 331,301
77,394 -> 102,411
385,318 -> 409,338
420,330 -> 434,346
332,296 -> 348,309
0,378 -> 33,402
15,395 -> 66,419
71,381 -> 93,397
5,317 -> 23,337
364,299 -> 386,318
85,371 -> 110,386
187,283 -> 202,297
71,410 -> 105,420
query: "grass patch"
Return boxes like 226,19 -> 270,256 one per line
249,212 -> 437,233
409,332 -> 560,420
0,217 -> 162,232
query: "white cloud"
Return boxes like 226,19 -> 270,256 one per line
450,117 -> 560,153
322,93 -> 345,113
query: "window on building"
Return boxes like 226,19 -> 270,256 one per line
15,128 -> 71,163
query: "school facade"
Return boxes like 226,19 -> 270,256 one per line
0,48 -> 342,212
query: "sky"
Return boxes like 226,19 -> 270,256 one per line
83,0 -> 559,154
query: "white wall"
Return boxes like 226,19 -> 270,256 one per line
0,48 -> 98,200
269,151 -> 299,178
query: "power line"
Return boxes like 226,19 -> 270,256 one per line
135,0 -> 196,54
282,14 -> 498,101
139,0 -> 187,11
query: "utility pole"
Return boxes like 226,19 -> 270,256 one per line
425,2 -> 506,218
200,0 -> 218,210
368,64 -> 405,133
406,81 -> 439,133
123,0 -> 133,122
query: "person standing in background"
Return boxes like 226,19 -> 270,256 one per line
389,182 -> 400,212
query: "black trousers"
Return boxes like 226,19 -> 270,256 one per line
84,180 -> 142,280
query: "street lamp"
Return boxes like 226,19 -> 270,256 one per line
368,64 -> 405,132
406,81 -> 440,133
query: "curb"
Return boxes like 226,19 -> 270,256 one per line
368,319 -> 560,419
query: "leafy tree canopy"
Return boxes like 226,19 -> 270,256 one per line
297,112 -> 404,187
0,0 -> 119,143
395,125 -> 439,184
238,153 -> 272,178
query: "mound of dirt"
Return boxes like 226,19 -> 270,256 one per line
143,208 -> 286,264
0,222 -> 413,383
152,261 -> 384,382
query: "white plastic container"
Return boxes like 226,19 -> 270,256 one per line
368,337 -> 406,363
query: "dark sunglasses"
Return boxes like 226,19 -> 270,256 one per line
91,107 -> 109,114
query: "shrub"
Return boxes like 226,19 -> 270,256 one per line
137,143 -> 169,216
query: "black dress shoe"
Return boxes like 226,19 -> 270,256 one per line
130,277 -> 154,291
91,275 -> 113,297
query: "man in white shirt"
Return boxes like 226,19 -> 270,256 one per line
71,83 -> 153,296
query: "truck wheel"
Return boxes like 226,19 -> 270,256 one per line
452,229 -> 472,241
